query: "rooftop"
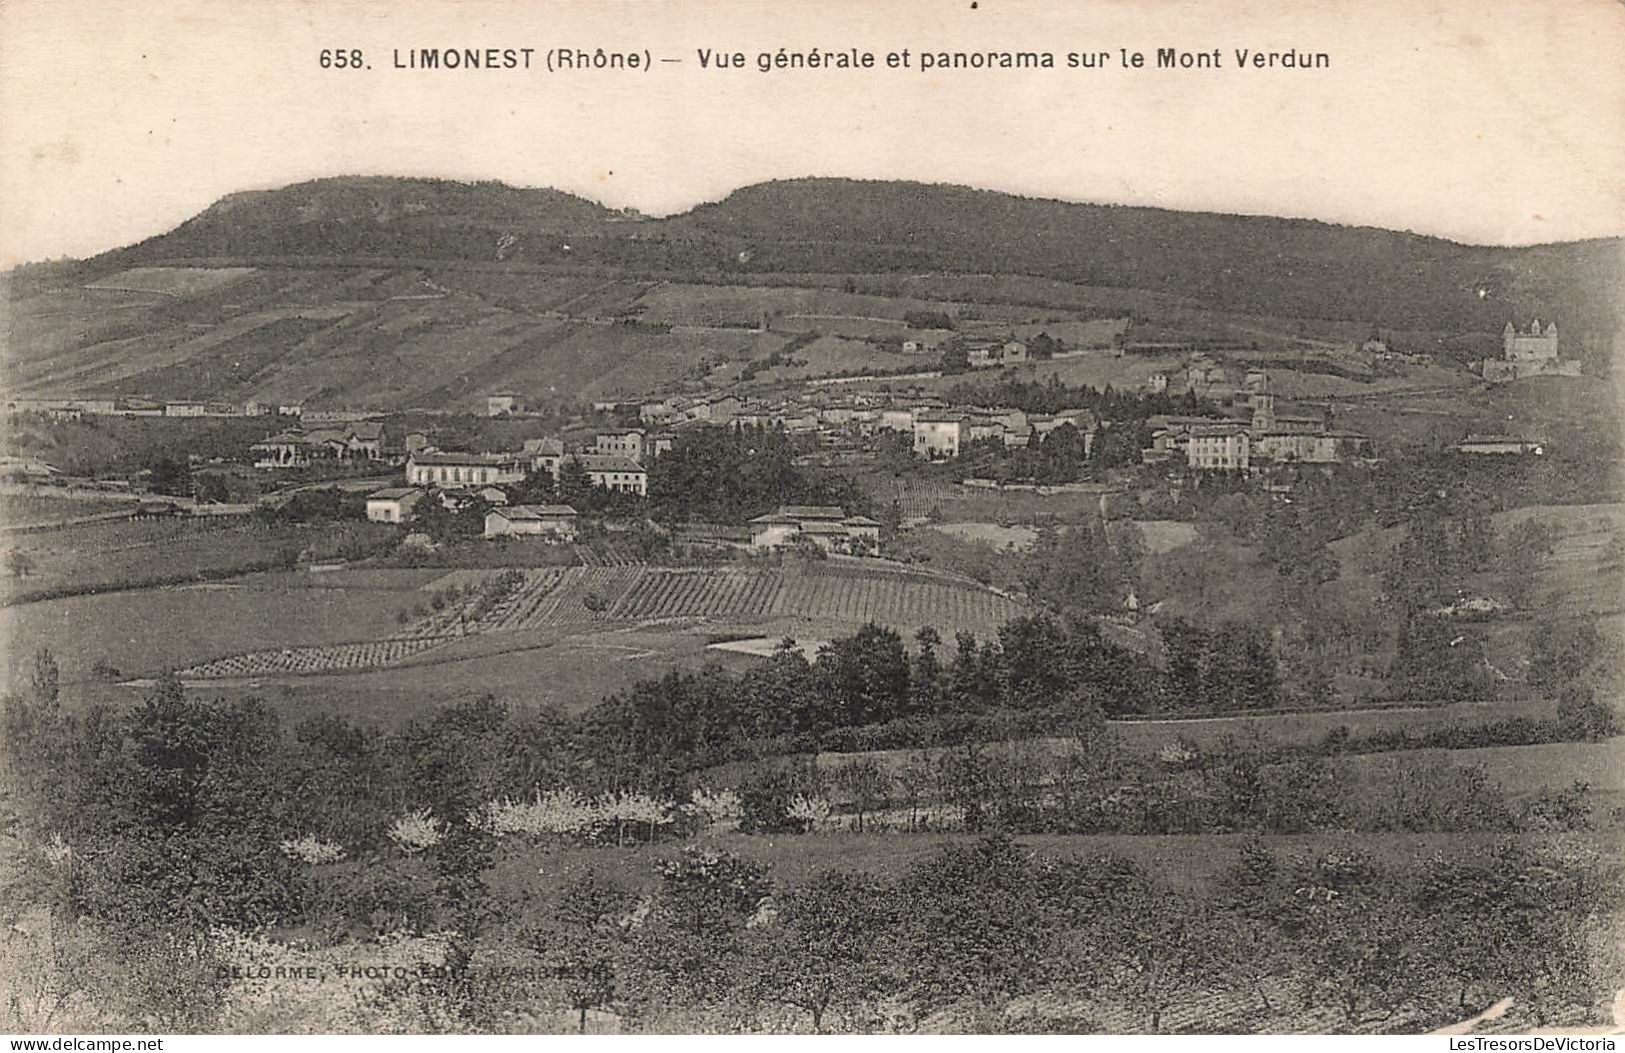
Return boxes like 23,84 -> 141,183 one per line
411,451 -> 526,467
496,504 -> 580,519
570,454 -> 646,473
780,505 -> 847,520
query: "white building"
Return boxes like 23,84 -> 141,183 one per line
748,506 -> 881,555
365,487 -> 423,524
555,453 -> 648,496
912,412 -> 968,460
407,451 -> 528,488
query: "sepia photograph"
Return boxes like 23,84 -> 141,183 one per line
1,0 -> 1622,1040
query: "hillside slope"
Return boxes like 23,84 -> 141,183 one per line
3,176 -> 1617,407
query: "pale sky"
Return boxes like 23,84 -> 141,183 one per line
2,0 -> 1623,266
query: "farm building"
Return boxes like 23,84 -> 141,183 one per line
484,504 -> 580,540
749,505 -> 881,554
365,487 -> 424,524
407,451 -> 528,488
1454,434 -> 1546,456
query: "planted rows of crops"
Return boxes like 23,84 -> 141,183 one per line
494,564 -> 1024,635
175,564 -> 1023,680
883,477 -> 955,520
175,636 -> 449,680
611,567 -> 784,620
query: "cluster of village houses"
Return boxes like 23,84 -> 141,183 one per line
7,323 -> 1564,521
362,426 -> 880,554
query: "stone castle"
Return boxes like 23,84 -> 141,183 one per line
1480,318 -> 1580,382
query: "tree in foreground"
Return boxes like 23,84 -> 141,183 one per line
749,869 -> 900,1032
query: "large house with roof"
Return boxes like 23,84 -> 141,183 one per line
251,422 -> 385,469
1186,423 -> 1253,471
749,506 -> 881,555
555,453 -> 648,496
912,412 -> 970,460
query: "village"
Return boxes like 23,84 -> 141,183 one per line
1,315 -> 1566,559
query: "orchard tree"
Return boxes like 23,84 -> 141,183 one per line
896,834 -> 1042,1012
536,872 -> 637,1032
750,870 -> 900,1031
1094,872 -> 1221,1032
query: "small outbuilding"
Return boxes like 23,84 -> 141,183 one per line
484,504 -> 580,541
365,487 -> 424,524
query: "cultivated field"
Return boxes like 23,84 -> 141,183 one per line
0,493 -> 138,528
2,517 -> 289,598
927,522 -> 1039,550
49,561 -> 1026,694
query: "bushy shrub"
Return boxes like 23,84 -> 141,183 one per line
388,808 -> 446,854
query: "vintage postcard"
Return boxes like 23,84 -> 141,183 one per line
1,0 -> 1622,1039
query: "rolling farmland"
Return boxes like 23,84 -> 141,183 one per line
171,562 -> 1026,680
